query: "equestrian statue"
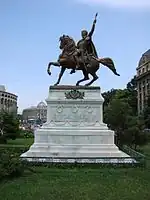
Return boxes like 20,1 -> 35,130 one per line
47,13 -> 120,86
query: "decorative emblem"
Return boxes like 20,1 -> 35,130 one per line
65,89 -> 84,99
56,105 -> 64,113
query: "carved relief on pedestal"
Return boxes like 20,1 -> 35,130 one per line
72,105 -> 78,113
56,105 -> 64,113
50,104 -> 100,127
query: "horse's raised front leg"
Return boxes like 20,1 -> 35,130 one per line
47,61 -> 60,76
54,67 -> 66,86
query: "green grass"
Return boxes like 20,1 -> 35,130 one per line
0,166 -> 150,200
0,141 -> 150,200
7,138 -> 34,146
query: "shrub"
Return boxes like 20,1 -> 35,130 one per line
19,130 -> 34,139
0,135 -> 7,144
0,147 -> 35,181
0,150 -> 24,180
24,131 -> 34,138
0,145 -> 29,155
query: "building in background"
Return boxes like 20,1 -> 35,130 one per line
0,85 -> 18,114
22,101 -> 47,124
136,49 -> 150,113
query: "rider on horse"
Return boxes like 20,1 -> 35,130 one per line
70,13 -> 98,74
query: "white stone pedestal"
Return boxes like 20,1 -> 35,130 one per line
21,86 -> 134,163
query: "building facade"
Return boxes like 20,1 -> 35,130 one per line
0,85 -> 18,114
22,101 -> 47,124
136,49 -> 150,113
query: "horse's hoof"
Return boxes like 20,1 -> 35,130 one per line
54,83 -> 58,86
47,70 -> 51,75
76,83 -> 79,86
85,83 -> 89,86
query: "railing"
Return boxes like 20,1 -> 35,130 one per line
120,145 -> 146,166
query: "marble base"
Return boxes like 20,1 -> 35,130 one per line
21,86 -> 134,164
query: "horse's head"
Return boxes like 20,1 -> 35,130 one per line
59,35 -> 76,51
59,35 -> 67,49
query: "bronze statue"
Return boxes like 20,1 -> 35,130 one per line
70,13 -> 98,74
47,13 -> 120,86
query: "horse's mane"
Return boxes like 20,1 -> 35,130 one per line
64,35 -> 76,46
61,35 -> 77,52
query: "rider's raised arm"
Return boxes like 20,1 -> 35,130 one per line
88,21 -> 96,37
88,13 -> 98,37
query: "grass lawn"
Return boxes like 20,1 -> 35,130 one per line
0,140 -> 150,200
7,138 -> 34,146
0,166 -> 150,200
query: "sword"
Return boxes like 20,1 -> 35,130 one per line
95,13 -> 98,20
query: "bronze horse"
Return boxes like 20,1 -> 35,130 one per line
47,35 -> 120,86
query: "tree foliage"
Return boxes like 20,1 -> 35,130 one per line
103,76 -> 149,149
0,110 -> 20,143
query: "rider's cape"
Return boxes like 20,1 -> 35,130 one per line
87,38 -> 98,58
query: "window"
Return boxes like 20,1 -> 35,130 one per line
139,93 -> 142,102
138,82 -> 141,91
139,105 -> 142,112
5,99 -> 7,105
1,98 -> 3,104
143,56 -> 146,63
7,99 -> 10,106
142,68 -> 145,73
138,70 -> 141,75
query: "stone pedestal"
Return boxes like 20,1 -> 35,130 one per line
21,86 -> 134,163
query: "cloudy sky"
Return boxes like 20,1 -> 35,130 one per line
0,0 -> 149,113
76,0 -> 150,8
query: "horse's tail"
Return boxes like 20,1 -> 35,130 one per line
92,56 -> 120,76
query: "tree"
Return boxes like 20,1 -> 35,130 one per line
123,116 -> 148,149
0,111 -> 20,143
126,76 -> 137,115
104,97 -> 133,146
126,75 -> 137,91
102,89 -> 118,107
102,76 -> 137,116
102,75 -> 149,149
17,114 -> 23,123
104,93 -> 148,149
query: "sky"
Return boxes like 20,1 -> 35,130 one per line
0,0 -> 150,113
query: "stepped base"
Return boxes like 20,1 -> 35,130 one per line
21,86 -> 135,164
21,127 -> 135,164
